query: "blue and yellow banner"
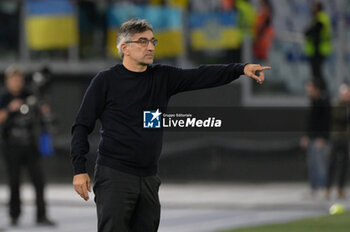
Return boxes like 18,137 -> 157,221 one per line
189,12 -> 241,51
107,5 -> 184,59
26,0 -> 78,50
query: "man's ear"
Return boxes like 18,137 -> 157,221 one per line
121,43 -> 129,56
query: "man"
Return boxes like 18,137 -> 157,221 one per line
253,0 -> 274,61
71,19 -> 270,232
300,80 -> 331,197
0,65 -> 55,226
326,84 -> 350,199
304,1 -> 332,83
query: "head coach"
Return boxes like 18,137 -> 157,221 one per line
70,19 -> 271,232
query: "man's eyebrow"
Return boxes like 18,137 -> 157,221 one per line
137,37 -> 155,40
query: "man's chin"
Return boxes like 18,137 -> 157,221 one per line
142,59 -> 154,65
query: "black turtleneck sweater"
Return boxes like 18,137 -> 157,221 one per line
71,63 -> 246,176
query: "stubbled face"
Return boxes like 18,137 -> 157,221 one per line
6,74 -> 25,95
124,30 -> 155,66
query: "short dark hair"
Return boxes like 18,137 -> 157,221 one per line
314,2 -> 323,12
116,19 -> 153,58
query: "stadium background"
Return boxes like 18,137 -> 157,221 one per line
0,0 -> 349,184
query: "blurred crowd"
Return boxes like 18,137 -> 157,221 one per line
0,0 -> 271,61
0,0 -> 349,97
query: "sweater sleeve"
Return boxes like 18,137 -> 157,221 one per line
70,72 -> 107,175
165,63 -> 246,96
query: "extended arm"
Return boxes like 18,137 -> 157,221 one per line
166,63 -> 270,96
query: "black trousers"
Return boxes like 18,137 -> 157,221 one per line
310,55 -> 325,81
93,164 -> 161,232
2,143 -> 46,220
327,140 -> 349,189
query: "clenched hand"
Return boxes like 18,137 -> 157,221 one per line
73,173 -> 91,201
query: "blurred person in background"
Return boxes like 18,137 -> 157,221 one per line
71,19 -> 270,232
223,0 -> 256,63
0,66 -> 55,226
75,0 -> 107,59
0,1 -> 19,56
77,0 -> 98,58
326,84 -> 350,199
235,0 -> 255,38
235,0 -> 255,62
300,79 -> 331,197
304,1 -> 332,84
253,0 -> 274,61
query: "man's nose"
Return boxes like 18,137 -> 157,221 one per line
147,41 -> 155,51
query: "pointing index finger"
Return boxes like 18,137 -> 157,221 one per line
260,66 -> 271,71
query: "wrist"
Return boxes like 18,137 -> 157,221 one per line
243,63 -> 250,75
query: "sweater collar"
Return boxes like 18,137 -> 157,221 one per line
118,64 -> 150,76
